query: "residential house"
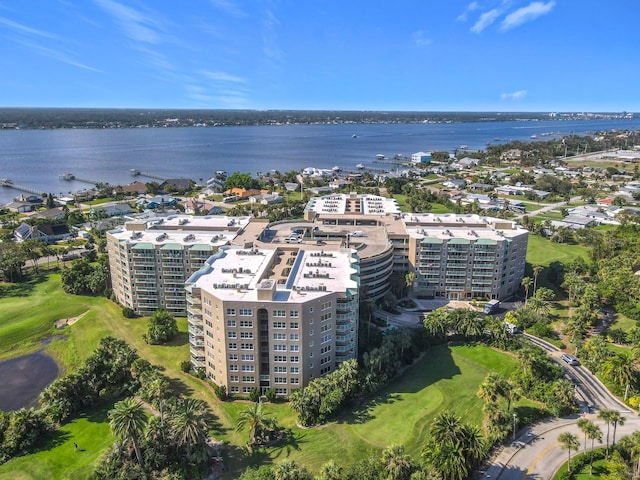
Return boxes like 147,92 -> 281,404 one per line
14,223 -> 73,243
411,151 -> 432,164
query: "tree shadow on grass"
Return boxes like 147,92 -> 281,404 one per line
164,331 -> 189,347
0,275 -> 46,298
337,345 -> 461,425
167,376 -> 194,398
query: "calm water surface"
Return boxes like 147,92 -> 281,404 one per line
0,352 -> 59,410
1,119 -> 638,204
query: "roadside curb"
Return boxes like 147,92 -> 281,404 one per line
495,419 -> 575,479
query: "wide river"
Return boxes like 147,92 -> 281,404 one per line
1,118 -> 638,204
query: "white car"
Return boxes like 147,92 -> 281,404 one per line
561,353 -> 579,366
285,235 -> 302,243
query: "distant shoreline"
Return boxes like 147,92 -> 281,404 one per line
0,108 -> 635,131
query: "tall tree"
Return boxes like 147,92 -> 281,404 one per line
381,444 -> 413,480
602,351 -> 636,400
521,276 -> 533,305
598,409 -> 616,457
586,422 -> 603,475
109,398 -> 147,466
577,418 -> 593,454
236,402 -> 270,446
558,432 -> 580,473
532,265 -> 543,294
610,411 -> 626,448
170,398 -> 209,458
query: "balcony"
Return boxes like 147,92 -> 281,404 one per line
188,325 -> 204,336
191,357 -> 205,369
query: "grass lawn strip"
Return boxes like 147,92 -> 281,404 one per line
526,235 -> 590,267
0,403 -> 115,480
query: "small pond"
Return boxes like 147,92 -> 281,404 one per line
0,352 -> 59,411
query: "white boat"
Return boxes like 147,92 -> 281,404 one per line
331,166 -> 342,172
130,168 -> 140,175
356,163 -> 365,169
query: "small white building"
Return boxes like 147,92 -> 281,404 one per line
411,151 -> 432,164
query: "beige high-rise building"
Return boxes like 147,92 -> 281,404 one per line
106,214 -> 252,316
106,199 -> 527,393
185,245 -> 359,395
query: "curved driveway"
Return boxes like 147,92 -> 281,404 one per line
480,335 -> 638,479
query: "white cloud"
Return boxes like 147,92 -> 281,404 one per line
201,71 -> 247,83
500,90 -> 528,100
457,1 -> 479,22
262,5 -> 284,65
94,0 -> 162,44
471,8 -> 502,33
0,16 -> 58,39
12,37 -> 102,72
209,0 -> 246,17
412,30 -> 432,47
501,1 -> 555,31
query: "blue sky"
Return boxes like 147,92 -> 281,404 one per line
0,0 -> 638,111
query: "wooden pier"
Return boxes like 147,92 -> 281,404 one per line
130,169 -> 169,181
1,179 -> 46,196
59,173 -> 100,185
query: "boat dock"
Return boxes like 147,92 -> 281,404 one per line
59,173 -> 100,185
1,179 -> 46,196
130,169 -> 169,181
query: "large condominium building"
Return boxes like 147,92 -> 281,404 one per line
302,193 -> 528,301
107,193 -> 528,387
403,213 -> 528,300
185,245 -> 359,395
107,214 -> 252,316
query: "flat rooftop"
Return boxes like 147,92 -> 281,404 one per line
187,246 -> 358,302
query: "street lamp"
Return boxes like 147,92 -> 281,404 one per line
512,413 -> 518,442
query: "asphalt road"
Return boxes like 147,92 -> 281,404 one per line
479,334 -> 637,479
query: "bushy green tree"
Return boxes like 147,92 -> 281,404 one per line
145,309 -> 178,344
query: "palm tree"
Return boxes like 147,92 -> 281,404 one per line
423,308 -> 450,342
109,398 -> 147,466
318,460 -> 342,480
477,373 -> 502,404
532,265 -> 543,294
586,422 -> 603,475
602,351 -> 637,400
404,271 -> 415,297
558,432 -> 580,473
577,418 -> 593,454
381,444 -> 413,480
146,377 -> 170,424
610,411 -> 626,447
272,459 -> 312,480
236,401 -> 269,446
430,411 -> 464,445
423,440 -> 467,480
619,431 -> 640,479
170,398 -> 209,457
521,276 -> 533,305
598,409 -> 616,457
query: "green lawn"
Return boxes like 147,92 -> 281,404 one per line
218,344 -> 523,476
0,403 -> 115,480
0,275 -> 93,362
552,450 -> 609,479
0,274 -> 529,478
391,194 -> 453,214
526,235 -> 590,268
